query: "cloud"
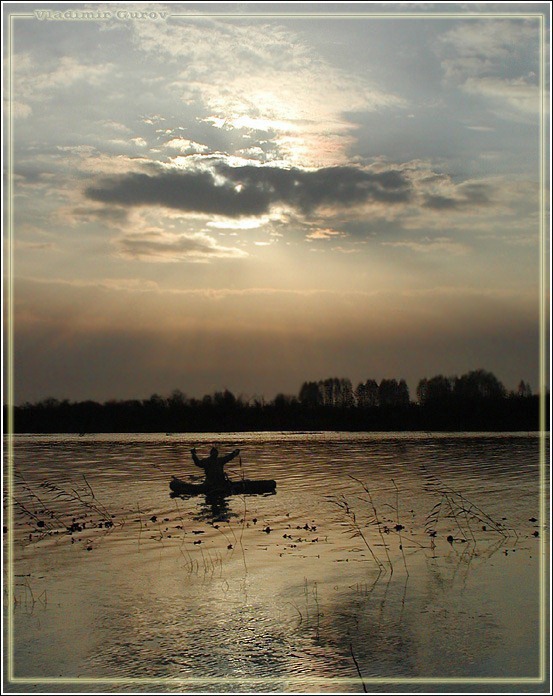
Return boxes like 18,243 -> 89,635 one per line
207,216 -> 272,230
439,20 -> 537,79
438,19 -> 541,119
464,125 -> 495,132
128,16 -> 407,166
69,205 -> 129,225
423,181 -> 493,210
85,162 -> 413,218
163,138 -> 210,154
305,227 -> 343,241
381,236 -> 470,255
8,100 -> 32,119
13,53 -> 113,112
116,229 -> 248,263
15,240 -> 57,251
461,76 -> 539,116
98,120 -> 133,133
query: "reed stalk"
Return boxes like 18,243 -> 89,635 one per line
349,475 -> 394,574
349,643 -> 367,693
391,478 -> 409,576
330,493 -> 385,572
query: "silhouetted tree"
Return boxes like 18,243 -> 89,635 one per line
355,379 -> 379,408
416,375 -> 453,404
213,389 -> 237,408
145,393 -> 167,409
397,379 -> 410,406
379,379 -> 410,407
10,369 -> 540,433
274,393 -> 297,408
321,378 -> 335,406
299,381 -> 321,406
516,380 -> 533,398
453,369 -> 506,401
168,389 -> 188,407
335,378 -> 354,407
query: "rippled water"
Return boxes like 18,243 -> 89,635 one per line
3,432 -> 548,692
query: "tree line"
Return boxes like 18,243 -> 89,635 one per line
8,369 -> 542,433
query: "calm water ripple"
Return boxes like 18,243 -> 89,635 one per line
4,432 -> 548,693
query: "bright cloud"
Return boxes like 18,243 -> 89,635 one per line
13,53 -> 113,109
130,16 -> 407,166
461,76 -> 540,116
116,229 -> 248,263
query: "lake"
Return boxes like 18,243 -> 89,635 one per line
3,432 -> 548,693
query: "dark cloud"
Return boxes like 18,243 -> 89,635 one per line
423,182 -> 493,210
459,182 -> 493,205
85,163 -> 413,218
423,194 -> 461,210
86,168 -> 271,217
14,163 -> 51,184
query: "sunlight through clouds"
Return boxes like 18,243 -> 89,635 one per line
130,13 -> 407,167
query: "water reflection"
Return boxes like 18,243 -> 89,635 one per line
7,433 -> 544,689
170,490 -> 277,523
195,493 -> 235,522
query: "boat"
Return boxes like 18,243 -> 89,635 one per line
169,476 -> 276,497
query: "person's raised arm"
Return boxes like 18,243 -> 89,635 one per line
191,448 -> 203,468
221,448 -> 240,465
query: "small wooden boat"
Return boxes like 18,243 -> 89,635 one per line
170,476 -> 276,497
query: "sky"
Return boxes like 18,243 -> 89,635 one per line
4,2 -> 550,404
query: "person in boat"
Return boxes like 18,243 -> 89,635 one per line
191,446 -> 240,488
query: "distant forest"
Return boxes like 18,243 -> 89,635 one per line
8,369 -> 544,433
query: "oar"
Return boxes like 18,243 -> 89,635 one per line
226,454 -> 246,482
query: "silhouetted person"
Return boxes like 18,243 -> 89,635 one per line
191,446 -> 240,489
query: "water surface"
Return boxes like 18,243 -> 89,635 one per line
4,432 -> 548,692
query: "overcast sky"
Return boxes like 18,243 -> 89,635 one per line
6,2 -> 549,404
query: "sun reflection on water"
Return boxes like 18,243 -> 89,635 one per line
7,433 -> 544,690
